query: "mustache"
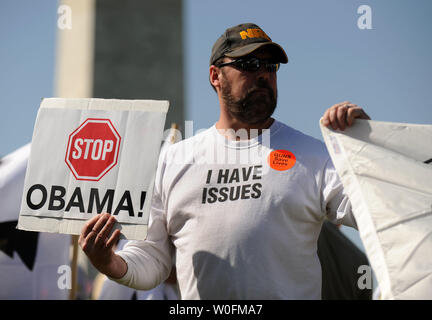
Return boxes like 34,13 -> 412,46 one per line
240,80 -> 276,110
221,77 -> 277,125
245,79 -> 274,96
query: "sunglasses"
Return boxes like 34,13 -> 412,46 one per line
217,57 -> 280,73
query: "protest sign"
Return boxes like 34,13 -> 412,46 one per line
321,119 -> 432,299
18,98 -> 169,240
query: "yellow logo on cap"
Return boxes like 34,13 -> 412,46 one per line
239,28 -> 271,41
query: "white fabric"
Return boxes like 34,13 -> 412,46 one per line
0,144 -> 31,222
0,144 -> 71,299
97,239 -> 179,300
321,119 -> 432,299
113,120 -> 354,299
0,232 -> 71,299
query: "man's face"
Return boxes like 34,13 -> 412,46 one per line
218,49 -> 278,125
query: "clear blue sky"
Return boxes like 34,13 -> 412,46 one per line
0,0 -> 57,156
1,0 -> 431,155
185,0 -> 432,138
1,0 -> 432,251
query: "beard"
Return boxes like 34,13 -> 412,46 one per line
221,77 -> 277,125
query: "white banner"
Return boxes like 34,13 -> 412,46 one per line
1,143 -> 71,299
320,119 -> 432,299
18,98 -> 169,240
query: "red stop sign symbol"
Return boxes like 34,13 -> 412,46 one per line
65,118 -> 121,181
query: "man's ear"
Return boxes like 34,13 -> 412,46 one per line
209,65 -> 221,90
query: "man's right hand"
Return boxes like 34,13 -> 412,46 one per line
78,212 -> 127,279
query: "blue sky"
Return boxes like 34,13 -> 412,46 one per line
1,0 -> 432,251
0,0 -> 57,156
1,0 -> 431,156
185,0 -> 432,137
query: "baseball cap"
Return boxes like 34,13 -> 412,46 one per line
210,23 -> 288,66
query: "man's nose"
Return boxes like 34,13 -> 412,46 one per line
256,67 -> 273,83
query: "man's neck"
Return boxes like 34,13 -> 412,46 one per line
215,116 -> 274,140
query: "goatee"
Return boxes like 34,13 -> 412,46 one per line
222,78 -> 277,125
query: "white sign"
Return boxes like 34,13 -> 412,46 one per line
18,98 -> 169,240
321,119 -> 432,299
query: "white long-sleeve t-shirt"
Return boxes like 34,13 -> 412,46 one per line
113,120 -> 356,299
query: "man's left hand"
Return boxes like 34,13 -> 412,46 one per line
322,101 -> 371,131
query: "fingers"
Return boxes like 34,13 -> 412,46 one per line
106,229 -> 121,250
92,213 -> 110,235
98,215 -> 117,241
79,213 -> 119,253
322,101 -> 370,131
80,213 -> 102,239
322,101 -> 346,130
347,106 -> 371,126
94,215 -> 117,248
79,214 -> 102,248
336,105 -> 348,130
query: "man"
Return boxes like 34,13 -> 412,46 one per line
79,23 -> 370,299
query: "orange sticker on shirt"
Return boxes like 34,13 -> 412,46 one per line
268,149 -> 296,171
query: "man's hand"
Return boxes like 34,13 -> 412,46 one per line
322,101 -> 370,131
78,213 -> 127,279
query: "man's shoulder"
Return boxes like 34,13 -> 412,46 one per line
167,126 -> 213,151
274,120 -> 328,156
159,126 -> 214,163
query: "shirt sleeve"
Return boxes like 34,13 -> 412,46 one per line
320,157 -> 357,229
109,149 -> 174,290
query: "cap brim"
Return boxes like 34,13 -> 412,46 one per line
225,42 -> 288,64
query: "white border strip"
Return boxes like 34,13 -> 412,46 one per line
41,98 -> 169,113
18,215 -> 148,240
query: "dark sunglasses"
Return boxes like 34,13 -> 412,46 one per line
217,57 -> 280,73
